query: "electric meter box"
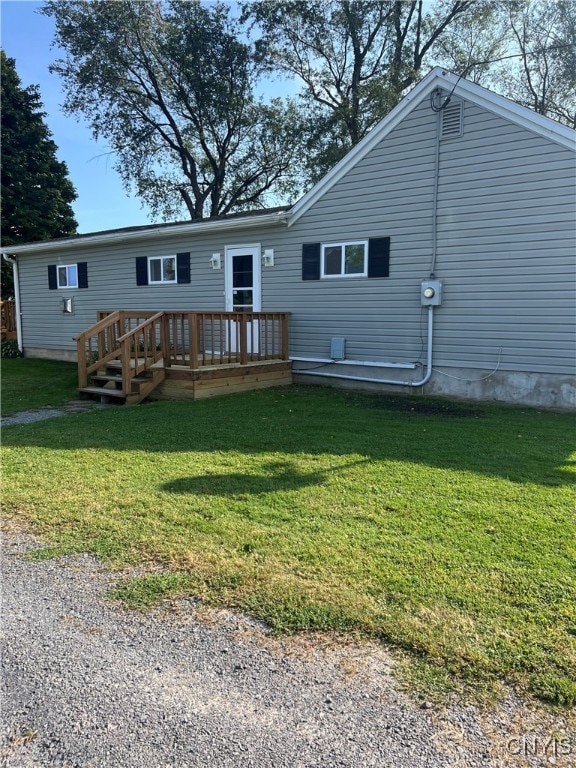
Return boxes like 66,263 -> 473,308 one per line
420,279 -> 443,306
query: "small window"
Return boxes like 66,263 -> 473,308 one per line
148,255 -> 176,284
57,264 -> 78,289
321,241 -> 367,278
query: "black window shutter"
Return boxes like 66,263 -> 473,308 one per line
302,243 -> 321,280
48,264 -> 57,290
176,252 -> 191,284
368,237 -> 390,278
135,256 -> 148,286
77,262 -> 88,289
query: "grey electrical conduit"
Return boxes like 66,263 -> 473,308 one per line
292,305 -> 434,388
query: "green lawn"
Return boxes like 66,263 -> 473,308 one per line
1,358 -> 78,416
2,376 -> 575,705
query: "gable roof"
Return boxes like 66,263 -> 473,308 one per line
287,67 -> 575,227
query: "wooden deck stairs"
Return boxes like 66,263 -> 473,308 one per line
79,361 -> 166,405
75,309 -> 291,405
75,310 -> 167,406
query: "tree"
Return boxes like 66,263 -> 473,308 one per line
495,0 -> 576,127
0,51 -> 77,298
427,0 -> 509,84
243,0 -> 474,182
44,0 -> 303,221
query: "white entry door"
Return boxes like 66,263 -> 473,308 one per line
225,245 -> 261,354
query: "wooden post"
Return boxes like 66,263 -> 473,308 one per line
77,337 -> 87,389
121,341 -> 131,394
239,313 -> 248,366
189,313 -> 199,370
281,313 -> 289,360
161,313 -> 171,368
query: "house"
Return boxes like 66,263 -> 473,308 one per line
3,68 -> 575,409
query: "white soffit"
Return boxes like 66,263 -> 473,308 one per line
287,67 -> 575,227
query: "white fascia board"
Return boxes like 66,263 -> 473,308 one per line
287,67 -> 575,227
6,210 -> 290,256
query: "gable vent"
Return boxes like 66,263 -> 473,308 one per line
441,100 -> 463,139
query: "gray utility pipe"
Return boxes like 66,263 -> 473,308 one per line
292,305 -> 434,388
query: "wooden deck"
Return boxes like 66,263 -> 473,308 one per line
75,311 -> 291,404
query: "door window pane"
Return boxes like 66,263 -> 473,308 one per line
232,289 -> 253,308
233,254 -> 253,288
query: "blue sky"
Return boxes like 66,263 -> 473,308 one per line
1,0 -> 166,233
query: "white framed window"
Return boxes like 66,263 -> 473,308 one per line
148,255 -> 177,284
57,264 -> 78,289
321,241 -> 368,278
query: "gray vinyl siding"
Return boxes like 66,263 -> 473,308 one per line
269,97 -> 576,375
17,94 -> 575,378
17,225 -> 282,353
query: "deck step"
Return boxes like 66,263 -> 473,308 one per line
79,386 -> 127,400
94,372 -> 155,383
92,373 -> 123,384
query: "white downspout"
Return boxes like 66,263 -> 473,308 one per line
2,253 -> 23,353
293,305 -> 434,388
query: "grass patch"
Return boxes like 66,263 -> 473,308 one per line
2,383 -> 575,705
1,358 -> 78,416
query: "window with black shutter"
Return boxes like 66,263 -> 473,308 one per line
48,262 -> 89,289
136,253 -> 191,285
302,237 -> 390,280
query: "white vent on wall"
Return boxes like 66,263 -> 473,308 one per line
441,100 -> 463,139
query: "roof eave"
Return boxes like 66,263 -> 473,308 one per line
5,210 -> 290,256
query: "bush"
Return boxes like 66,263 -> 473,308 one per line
1,340 -> 22,358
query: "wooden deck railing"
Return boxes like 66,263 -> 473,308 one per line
117,312 -> 164,393
164,311 -> 289,369
75,311 -> 123,388
76,310 -> 290,392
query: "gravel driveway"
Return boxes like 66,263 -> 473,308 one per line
1,531 -> 574,768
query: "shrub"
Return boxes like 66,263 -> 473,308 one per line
1,340 -> 22,358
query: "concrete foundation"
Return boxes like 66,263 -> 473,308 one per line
24,347 -> 78,362
293,364 -> 576,411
